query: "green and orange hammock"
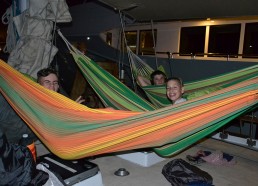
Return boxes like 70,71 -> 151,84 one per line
1,59 -> 258,159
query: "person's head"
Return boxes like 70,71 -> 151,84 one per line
166,77 -> 184,103
37,68 -> 59,92
150,70 -> 167,85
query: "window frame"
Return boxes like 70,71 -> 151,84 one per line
138,29 -> 157,55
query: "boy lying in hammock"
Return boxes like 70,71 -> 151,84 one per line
166,77 -> 186,104
37,67 -> 114,110
37,68 -> 85,103
137,70 -> 167,86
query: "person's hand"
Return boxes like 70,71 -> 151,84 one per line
75,96 -> 85,104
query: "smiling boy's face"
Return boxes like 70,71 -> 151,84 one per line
166,79 -> 184,103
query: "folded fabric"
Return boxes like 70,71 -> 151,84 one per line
201,151 -> 236,166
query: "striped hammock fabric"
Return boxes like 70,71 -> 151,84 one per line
127,46 -> 154,80
58,31 -> 156,112
1,59 -> 258,159
71,52 -> 156,111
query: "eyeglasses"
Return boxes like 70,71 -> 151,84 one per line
42,80 -> 59,87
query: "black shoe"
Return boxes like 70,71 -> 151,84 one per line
186,155 -> 206,164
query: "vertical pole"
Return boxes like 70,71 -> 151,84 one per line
119,10 -> 137,91
151,20 -> 158,69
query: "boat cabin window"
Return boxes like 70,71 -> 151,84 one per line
179,26 -> 206,57
122,31 -> 137,53
243,22 -> 258,58
139,29 -> 157,55
208,24 -> 241,58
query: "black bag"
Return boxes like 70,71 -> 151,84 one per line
162,158 -> 213,186
0,94 -> 37,144
0,129 -> 36,186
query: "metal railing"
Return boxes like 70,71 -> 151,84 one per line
150,51 -> 258,61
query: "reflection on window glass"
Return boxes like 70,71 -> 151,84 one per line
122,31 -> 137,53
208,24 -> 241,58
139,29 -> 157,55
179,26 -> 206,56
243,22 -> 258,58
106,32 -> 112,46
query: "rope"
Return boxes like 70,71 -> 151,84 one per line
47,0 -> 60,67
2,4 -> 17,53
57,30 -> 80,55
119,10 -> 137,91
